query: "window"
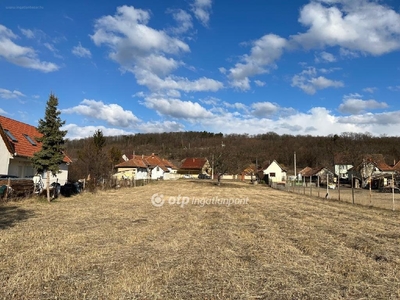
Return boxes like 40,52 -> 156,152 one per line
23,134 -> 37,146
4,129 -> 18,142
270,172 -> 276,177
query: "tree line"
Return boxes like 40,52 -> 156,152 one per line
65,131 -> 400,181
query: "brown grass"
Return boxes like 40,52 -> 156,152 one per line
1,180 -> 399,299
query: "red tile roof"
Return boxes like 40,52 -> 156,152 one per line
115,156 -> 148,168
115,154 -> 177,171
0,116 -> 71,163
180,157 -> 208,170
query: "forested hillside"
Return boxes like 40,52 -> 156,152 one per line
65,131 -> 400,181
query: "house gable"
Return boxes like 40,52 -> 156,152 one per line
263,160 -> 287,182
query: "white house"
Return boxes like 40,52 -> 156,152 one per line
114,154 -> 178,180
262,160 -> 287,183
0,115 -> 71,188
114,156 -> 149,180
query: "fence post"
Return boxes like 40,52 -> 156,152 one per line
392,172 -> 395,211
351,175 -> 355,205
4,177 -> 11,200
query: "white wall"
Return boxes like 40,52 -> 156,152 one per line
0,138 -> 12,175
36,163 -> 69,188
7,157 -> 36,178
150,166 -> 164,180
264,161 -> 286,183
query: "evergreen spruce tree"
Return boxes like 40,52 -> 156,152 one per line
32,93 -> 67,202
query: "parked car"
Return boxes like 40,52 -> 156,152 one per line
182,174 -> 193,179
198,174 -> 211,179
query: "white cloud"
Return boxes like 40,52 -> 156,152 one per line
19,28 -> 35,39
0,24 -> 59,72
91,6 -> 222,92
363,87 -> 377,93
315,51 -> 336,62
168,9 -> 193,34
0,88 -> 25,99
191,0 -> 212,27
63,124 -> 136,140
72,43 -> 92,58
135,70 -> 223,92
228,34 -> 287,90
254,80 -> 266,87
143,95 -> 213,119
62,99 -> 140,127
251,102 -> 279,117
291,0 -> 400,55
136,121 -> 185,133
291,67 -> 344,94
338,95 -> 388,114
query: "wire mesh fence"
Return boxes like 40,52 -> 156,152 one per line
271,181 -> 398,211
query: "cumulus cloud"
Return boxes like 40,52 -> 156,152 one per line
191,0 -> 212,27
0,24 -> 59,72
251,102 -> 279,117
91,6 -> 222,92
227,34 -> 287,90
338,94 -> 388,114
254,80 -> 266,87
0,88 -> 25,99
143,95 -> 213,119
136,120 -> 185,133
62,99 -> 140,127
222,0 -> 400,92
315,51 -> 336,63
72,43 -> 92,58
291,0 -> 400,55
168,9 -> 193,34
291,67 -> 344,94
63,124 -> 136,140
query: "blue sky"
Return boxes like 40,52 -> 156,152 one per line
1,0 -> 400,139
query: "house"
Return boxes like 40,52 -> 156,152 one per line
347,154 -> 394,188
299,166 -> 335,186
0,116 -> 72,186
114,153 -> 178,180
178,158 -> 211,176
261,160 -> 287,183
114,155 -> 149,180
143,153 -> 176,180
333,153 -> 353,180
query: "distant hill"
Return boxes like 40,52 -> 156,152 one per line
65,131 -> 400,180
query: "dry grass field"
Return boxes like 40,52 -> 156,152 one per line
1,180 -> 399,299
283,184 -> 399,210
